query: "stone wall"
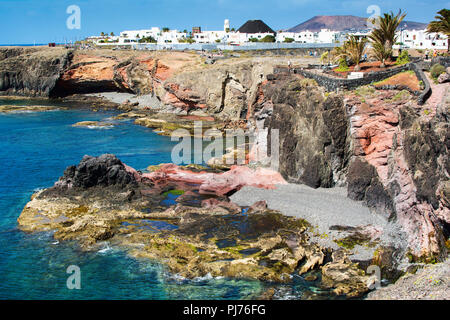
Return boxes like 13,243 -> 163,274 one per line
290,64 -> 412,91
409,62 -> 432,105
279,62 -> 432,105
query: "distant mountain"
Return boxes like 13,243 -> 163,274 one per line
287,15 -> 427,32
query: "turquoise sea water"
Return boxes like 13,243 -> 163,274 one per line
0,100 -> 327,300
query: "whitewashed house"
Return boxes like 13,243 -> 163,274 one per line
295,31 -> 316,43
158,30 -> 187,44
227,32 -> 250,45
118,28 -> 161,44
193,31 -> 228,43
398,29 -> 448,50
317,29 -> 339,43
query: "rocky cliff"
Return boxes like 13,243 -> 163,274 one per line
249,73 -> 449,261
0,48 -> 287,121
252,75 -> 350,188
0,47 -> 71,96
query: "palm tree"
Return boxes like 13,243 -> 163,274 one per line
369,40 -> 391,68
332,35 -> 368,71
345,35 -> 368,71
369,10 -> 406,67
427,9 -> 450,52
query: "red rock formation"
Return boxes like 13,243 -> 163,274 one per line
346,90 -> 448,260
141,164 -> 287,196
53,51 -> 199,97
161,82 -> 206,111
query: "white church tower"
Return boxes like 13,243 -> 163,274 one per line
224,19 -> 230,32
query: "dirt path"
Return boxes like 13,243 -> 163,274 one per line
423,72 -> 449,119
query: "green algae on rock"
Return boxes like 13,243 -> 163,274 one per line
0,105 -> 61,113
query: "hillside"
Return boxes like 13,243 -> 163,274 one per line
288,15 -> 427,32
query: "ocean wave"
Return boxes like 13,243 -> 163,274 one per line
165,272 -> 225,284
97,242 -> 113,254
85,125 -> 115,130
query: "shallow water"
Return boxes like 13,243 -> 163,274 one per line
0,100 -> 331,300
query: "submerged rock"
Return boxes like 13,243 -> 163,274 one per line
0,105 -> 59,113
72,121 -> 114,128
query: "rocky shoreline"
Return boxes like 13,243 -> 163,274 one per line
18,154 -> 378,298
2,47 -> 449,299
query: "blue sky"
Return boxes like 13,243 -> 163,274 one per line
0,0 -> 449,44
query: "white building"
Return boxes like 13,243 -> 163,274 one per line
107,27 -> 187,45
317,29 -> 339,43
276,29 -> 338,44
193,31 -> 228,43
118,27 -> 161,44
227,32 -> 250,45
157,30 -> 187,44
397,29 -> 448,50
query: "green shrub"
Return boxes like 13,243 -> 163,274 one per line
299,78 -> 318,88
260,35 -> 276,43
355,86 -> 376,97
320,51 -> 329,64
396,50 -> 410,65
391,90 -> 411,101
138,36 -> 157,43
336,58 -> 349,72
430,64 -> 446,79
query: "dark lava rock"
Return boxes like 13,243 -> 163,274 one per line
57,154 -> 137,189
0,47 -> 72,97
262,76 -> 350,188
403,122 -> 448,210
347,157 -> 395,218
